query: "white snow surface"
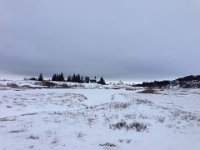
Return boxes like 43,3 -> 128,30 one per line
0,81 -> 200,150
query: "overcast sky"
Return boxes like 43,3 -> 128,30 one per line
0,0 -> 200,81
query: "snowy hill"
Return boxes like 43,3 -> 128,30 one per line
135,75 -> 200,89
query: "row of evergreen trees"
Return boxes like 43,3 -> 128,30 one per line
35,73 -> 106,85
68,74 -> 83,83
52,73 -> 65,81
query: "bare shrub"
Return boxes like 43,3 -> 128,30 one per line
77,132 -> 85,140
87,118 -> 95,126
157,116 -> 165,123
139,114 -> 148,119
111,121 -> 148,132
170,109 -> 200,124
126,139 -> 132,144
113,102 -> 131,109
29,145 -> 34,149
124,114 -> 136,120
118,139 -> 124,143
27,134 -> 39,140
112,120 -> 127,129
119,139 -> 132,144
51,137 -> 59,144
136,99 -> 153,105
128,122 -> 147,132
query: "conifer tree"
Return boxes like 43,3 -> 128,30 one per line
98,77 -> 106,85
85,76 -> 90,83
38,73 -> 44,81
72,74 -> 76,82
67,75 -> 72,82
60,73 -> 65,81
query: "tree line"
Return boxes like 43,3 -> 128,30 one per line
28,73 -> 106,85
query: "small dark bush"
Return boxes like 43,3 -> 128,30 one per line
97,77 -> 106,85
111,121 -> 147,132
128,122 -> 147,131
112,121 -> 127,129
99,143 -> 117,147
29,77 -> 37,81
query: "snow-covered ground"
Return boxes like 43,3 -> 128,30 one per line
0,81 -> 200,150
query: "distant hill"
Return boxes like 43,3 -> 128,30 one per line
135,75 -> 200,88
175,75 -> 200,82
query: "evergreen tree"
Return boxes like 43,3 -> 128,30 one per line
67,75 -> 72,82
72,74 -> 76,82
38,73 -> 44,81
58,74 -> 61,81
85,76 -> 90,83
60,73 -> 65,81
52,73 -> 65,81
80,75 -> 84,83
55,74 -> 58,81
52,74 -> 54,81
98,77 -> 106,85
76,74 -> 81,83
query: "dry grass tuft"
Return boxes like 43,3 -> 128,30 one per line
27,134 -> 40,140
20,112 -> 38,116
9,129 -> 25,133
99,143 -> 117,147
111,120 -> 148,132
0,117 -> 16,122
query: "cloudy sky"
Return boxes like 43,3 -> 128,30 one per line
0,0 -> 200,81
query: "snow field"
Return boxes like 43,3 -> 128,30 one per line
0,86 -> 200,150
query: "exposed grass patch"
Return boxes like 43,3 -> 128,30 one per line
139,89 -> 158,94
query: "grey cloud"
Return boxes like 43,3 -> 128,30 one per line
0,0 -> 200,81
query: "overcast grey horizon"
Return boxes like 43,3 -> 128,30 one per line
0,0 -> 200,83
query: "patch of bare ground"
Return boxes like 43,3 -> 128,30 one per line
139,89 -> 158,94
